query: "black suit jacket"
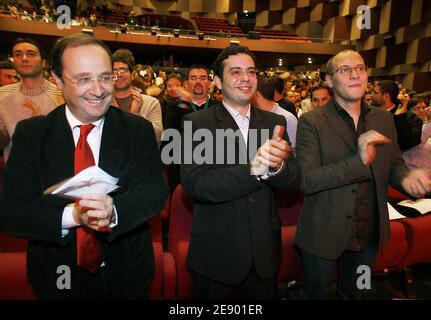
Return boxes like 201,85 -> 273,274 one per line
294,100 -> 409,260
0,105 -> 168,298
180,104 -> 300,284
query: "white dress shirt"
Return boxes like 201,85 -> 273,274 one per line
222,101 -> 284,179
61,106 -> 117,231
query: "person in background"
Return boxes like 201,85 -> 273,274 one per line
252,74 -> 298,148
0,38 -> 64,162
0,60 -> 19,86
310,83 -> 332,110
160,72 -> 193,193
372,80 -> 423,152
184,64 -> 215,112
271,76 -> 297,118
112,48 -> 163,145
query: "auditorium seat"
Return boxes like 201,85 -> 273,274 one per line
398,214 -> 431,267
0,252 -> 36,300
168,184 -> 194,299
373,220 -> 409,272
276,190 -> 304,226
0,232 -> 28,252
277,225 -> 303,283
148,214 -> 176,299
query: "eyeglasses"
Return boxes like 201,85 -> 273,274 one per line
62,74 -> 117,89
330,65 -> 367,76
113,67 -> 130,74
189,76 -> 208,82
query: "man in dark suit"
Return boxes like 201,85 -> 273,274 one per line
180,45 -> 300,299
295,50 -> 431,299
0,34 -> 168,299
372,79 -> 423,152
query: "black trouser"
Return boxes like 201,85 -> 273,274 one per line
299,243 -> 379,300
193,264 -> 276,300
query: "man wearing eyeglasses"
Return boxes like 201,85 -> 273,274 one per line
0,34 -> 168,299
295,50 -> 431,299
0,60 -> 19,87
0,38 -> 64,162
111,48 -> 163,145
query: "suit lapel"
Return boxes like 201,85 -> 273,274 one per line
98,107 -> 127,177
364,106 -> 377,131
323,102 -> 356,153
44,106 -> 75,179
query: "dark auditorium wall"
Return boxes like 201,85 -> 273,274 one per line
115,0 -> 426,91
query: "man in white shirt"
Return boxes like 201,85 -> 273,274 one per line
180,44 -> 300,299
0,33 -> 168,299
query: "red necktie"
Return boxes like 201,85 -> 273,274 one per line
74,124 -> 102,273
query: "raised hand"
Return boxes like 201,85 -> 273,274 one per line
401,168 -> 431,198
358,130 -> 391,166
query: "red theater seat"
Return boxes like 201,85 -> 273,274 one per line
398,214 -> 431,267
0,252 -> 36,300
0,232 -> 28,252
374,220 -> 408,272
277,190 -> 304,226
168,185 -> 194,299
277,226 -> 303,283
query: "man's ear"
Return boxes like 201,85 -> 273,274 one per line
51,71 -> 64,90
214,75 -> 222,90
382,92 -> 391,103
325,74 -> 333,88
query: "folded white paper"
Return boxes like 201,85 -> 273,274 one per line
397,198 -> 431,215
46,166 -> 119,199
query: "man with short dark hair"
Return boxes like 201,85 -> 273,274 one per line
310,83 -> 332,109
184,64 -> 215,112
181,44 -> 300,299
0,60 -> 18,86
271,76 -> 297,118
0,38 -> 64,161
112,48 -> 163,145
252,74 -> 298,148
0,33 -> 168,299
372,80 -> 423,151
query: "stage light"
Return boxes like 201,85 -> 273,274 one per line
173,29 -> 180,37
197,32 -> 204,40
